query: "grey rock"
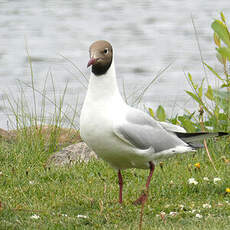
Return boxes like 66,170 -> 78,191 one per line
47,142 -> 97,167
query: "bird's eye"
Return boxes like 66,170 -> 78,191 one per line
104,48 -> 108,54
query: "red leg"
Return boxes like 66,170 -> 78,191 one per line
145,162 -> 155,188
118,169 -> 123,204
133,162 -> 155,205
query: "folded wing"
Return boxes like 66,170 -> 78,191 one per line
114,108 -> 188,152
114,107 -> 228,152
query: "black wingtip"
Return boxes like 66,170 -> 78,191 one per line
217,132 -> 229,137
175,131 -> 229,150
175,131 -> 229,139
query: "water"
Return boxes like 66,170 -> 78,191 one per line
0,0 -> 229,129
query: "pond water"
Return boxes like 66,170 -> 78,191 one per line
0,0 -> 229,129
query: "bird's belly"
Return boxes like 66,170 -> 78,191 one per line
96,144 -> 151,170
80,103 -> 151,169
81,122 -> 150,169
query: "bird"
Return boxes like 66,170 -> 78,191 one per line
80,40 -> 228,205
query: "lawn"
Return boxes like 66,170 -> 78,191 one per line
0,135 -> 229,229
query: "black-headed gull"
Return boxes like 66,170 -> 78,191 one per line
80,40 -> 228,204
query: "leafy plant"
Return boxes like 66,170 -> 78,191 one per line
150,13 -> 230,134
186,13 -> 230,132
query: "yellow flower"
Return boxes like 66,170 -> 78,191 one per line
226,188 -> 230,193
194,163 -> 201,169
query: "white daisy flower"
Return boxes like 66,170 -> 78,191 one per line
213,178 -> 221,184
202,203 -> 211,208
195,213 -> 203,218
30,214 -> 40,219
169,211 -> 177,216
77,215 -> 88,219
188,178 -> 198,185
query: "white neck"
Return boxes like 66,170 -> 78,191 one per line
86,60 -> 123,102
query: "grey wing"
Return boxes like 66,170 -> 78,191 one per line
114,108 -> 187,152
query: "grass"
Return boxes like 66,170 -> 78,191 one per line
0,136 -> 230,229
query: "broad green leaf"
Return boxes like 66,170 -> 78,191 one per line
204,62 -> 224,81
148,107 -> 154,118
178,116 -> 196,132
211,20 -> 230,47
217,47 -> 230,61
156,105 -> 166,121
205,85 -> 213,100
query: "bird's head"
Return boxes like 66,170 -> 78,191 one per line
87,40 -> 113,76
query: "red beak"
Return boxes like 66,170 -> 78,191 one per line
87,58 -> 97,68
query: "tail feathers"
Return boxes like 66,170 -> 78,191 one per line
175,132 -> 229,149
